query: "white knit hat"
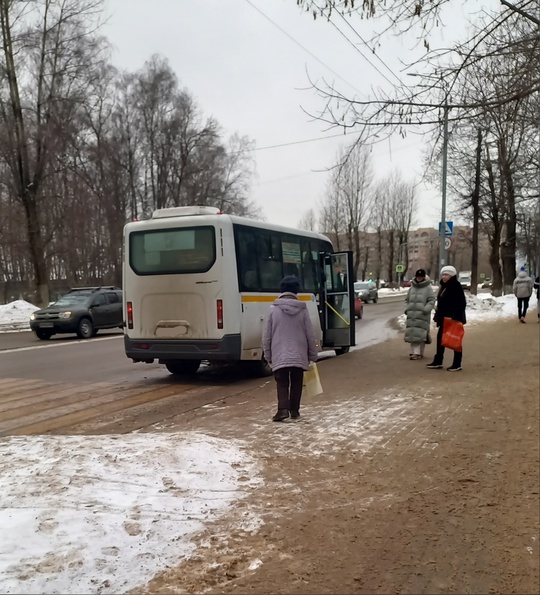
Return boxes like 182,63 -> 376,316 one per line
440,265 -> 457,276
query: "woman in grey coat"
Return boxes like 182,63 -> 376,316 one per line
404,269 -> 436,360
262,275 -> 318,422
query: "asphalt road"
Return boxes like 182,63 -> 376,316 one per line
0,293 -> 405,436
0,293 -> 405,383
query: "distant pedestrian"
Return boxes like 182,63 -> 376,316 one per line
262,275 -> 318,422
534,275 -> 540,322
404,269 -> 435,360
427,265 -> 467,372
512,267 -> 533,323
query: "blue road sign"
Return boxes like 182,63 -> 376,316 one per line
438,221 -> 454,236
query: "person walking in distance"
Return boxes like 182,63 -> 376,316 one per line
262,275 -> 318,422
513,267 -> 534,323
404,269 -> 436,360
427,265 -> 467,372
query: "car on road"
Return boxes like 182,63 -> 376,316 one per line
29,286 -> 123,340
354,281 -> 378,303
481,277 -> 492,289
458,270 -> 472,290
354,293 -> 364,319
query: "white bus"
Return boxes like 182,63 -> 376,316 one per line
122,206 -> 355,376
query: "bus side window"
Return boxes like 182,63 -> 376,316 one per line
258,233 -> 283,291
244,270 -> 258,290
301,240 -> 317,293
235,226 -> 259,291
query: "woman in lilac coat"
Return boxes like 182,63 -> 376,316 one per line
262,275 -> 318,422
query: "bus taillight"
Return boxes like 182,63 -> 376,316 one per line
127,301 -> 133,329
217,299 -> 223,329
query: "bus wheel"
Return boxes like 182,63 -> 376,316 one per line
165,360 -> 201,376
245,357 -> 273,377
335,346 -> 350,356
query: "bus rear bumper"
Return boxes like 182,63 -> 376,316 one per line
124,334 -> 242,363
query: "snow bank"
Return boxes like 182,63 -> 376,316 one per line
0,300 -> 39,332
0,432 -> 261,594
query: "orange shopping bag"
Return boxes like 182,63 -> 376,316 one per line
441,317 -> 464,351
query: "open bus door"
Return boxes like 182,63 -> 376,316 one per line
319,251 -> 355,355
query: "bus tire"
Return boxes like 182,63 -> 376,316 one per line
335,346 -> 350,356
245,357 -> 273,377
165,360 -> 201,376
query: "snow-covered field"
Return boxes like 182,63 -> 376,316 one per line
0,433 -> 261,594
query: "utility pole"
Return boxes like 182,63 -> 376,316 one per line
439,99 -> 449,269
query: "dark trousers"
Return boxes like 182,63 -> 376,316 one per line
517,297 -> 530,318
274,367 -> 304,412
434,324 -> 462,367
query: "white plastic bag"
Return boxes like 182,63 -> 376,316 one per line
303,362 -> 323,397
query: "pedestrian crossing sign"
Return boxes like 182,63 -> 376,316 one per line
439,221 -> 454,236
396,264 -> 405,273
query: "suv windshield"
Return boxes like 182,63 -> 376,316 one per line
354,282 -> 371,290
53,294 -> 92,308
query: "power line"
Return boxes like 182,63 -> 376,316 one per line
243,0 -> 362,94
331,10 -> 404,86
246,129 -> 362,152
323,17 -> 399,88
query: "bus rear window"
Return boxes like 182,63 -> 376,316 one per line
129,227 -> 216,275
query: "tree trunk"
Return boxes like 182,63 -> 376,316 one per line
387,230 -> 395,284
22,191 -> 49,305
499,139 -> 517,294
489,230 -> 504,297
470,128 -> 482,295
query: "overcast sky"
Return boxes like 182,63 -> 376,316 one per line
101,0 -> 500,231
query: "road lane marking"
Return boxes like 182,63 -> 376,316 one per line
0,335 -> 122,354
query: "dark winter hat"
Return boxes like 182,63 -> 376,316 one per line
415,269 -> 427,277
279,275 -> 300,294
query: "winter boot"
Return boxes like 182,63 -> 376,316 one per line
272,409 -> 289,422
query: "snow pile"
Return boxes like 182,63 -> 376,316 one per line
0,300 -> 39,332
378,287 -> 409,295
0,432 -> 261,595
396,292 -> 536,329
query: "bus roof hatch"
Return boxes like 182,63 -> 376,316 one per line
152,206 -> 221,219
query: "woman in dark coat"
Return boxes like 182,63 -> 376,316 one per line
426,265 -> 467,371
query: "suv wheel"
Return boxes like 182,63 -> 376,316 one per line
35,330 -> 52,340
77,317 -> 94,339
165,360 -> 201,376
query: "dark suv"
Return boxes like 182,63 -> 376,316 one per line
29,286 -> 123,340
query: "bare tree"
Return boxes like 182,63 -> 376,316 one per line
0,0 -> 107,304
371,177 -> 392,285
298,208 -> 317,231
326,144 -> 374,278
